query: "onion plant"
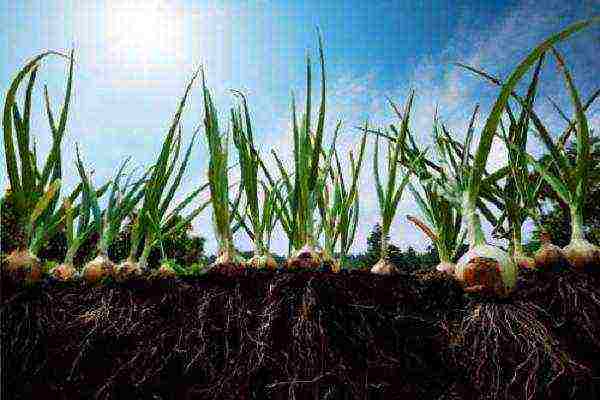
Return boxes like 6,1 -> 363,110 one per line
231,91 -> 279,269
317,128 -> 367,271
259,32 -> 328,269
201,72 -> 245,270
366,97 -> 479,275
2,49 -> 102,282
116,70 -> 200,279
51,146 -> 102,281
458,63 -> 565,270
395,111 -> 476,275
151,189 -> 211,277
2,50 -> 73,250
492,56 -> 546,269
406,181 -> 465,275
79,157 -> 148,283
416,105 -> 518,283
458,40 -> 600,272
3,179 -> 61,283
515,48 -> 600,270
450,19 -> 596,296
371,93 -> 420,275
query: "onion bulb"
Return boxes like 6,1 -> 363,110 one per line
51,263 -> 78,281
456,203 -> 517,297
455,244 -> 516,297
371,258 -> 399,275
563,238 -> 600,272
213,247 -> 246,270
562,209 -> 600,271
245,253 -> 278,270
157,262 -> 177,278
436,262 -> 456,275
534,231 -> 567,272
82,254 -> 114,284
287,244 -> 323,270
3,249 -> 43,284
113,259 -> 143,282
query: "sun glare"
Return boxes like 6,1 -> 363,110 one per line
106,0 -> 183,67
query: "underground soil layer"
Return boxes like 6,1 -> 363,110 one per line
1,266 -> 600,400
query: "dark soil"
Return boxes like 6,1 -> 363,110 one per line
1,266 -> 600,400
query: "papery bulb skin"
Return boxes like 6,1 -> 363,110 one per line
563,239 -> 600,272
113,259 -> 143,282
287,244 -> 322,270
514,252 -> 536,270
51,263 -> 78,281
215,249 -> 245,267
436,262 -> 456,275
246,254 -> 278,270
455,244 -> 517,297
330,259 -> 342,273
211,248 -> 245,276
319,252 -> 339,273
3,249 -> 43,284
534,243 -> 567,272
82,255 -> 115,284
534,231 -> 567,272
157,263 -> 177,278
370,258 -> 399,275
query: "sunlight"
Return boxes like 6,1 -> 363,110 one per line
105,0 -> 183,68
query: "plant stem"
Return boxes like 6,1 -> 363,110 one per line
380,232 -> 389,260
217,235 -> 238,263
570,204 -> 585,241
464,194 -> 486,249
138,240 -> 152,269
512,223 -> 525,256
99,233 -> 110,259
254,237 -> 266,258
437,245 -> 452,264
64,246 -> 77,266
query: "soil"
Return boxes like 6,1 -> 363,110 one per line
1,266 -> 599,400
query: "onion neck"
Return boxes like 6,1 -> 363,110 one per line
138,240 -> 152,270
570,204 -> 585,242
437,245 -> 452,264
254,237 -> 266,257
295,233 -> 317,254
99,230 -> 112,259
464,195 -> 486,249
65,246 -> 77,266
512,225 -> 525,257
28,234 -> 44,258
536,219 -> 553,246
380,231 -> 389,260
218,236 -> 239,263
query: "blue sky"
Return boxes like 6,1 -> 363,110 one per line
1,0 -> 598,255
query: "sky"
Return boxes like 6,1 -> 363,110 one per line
1,0 -> 599,255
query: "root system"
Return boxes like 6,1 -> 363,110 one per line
2,265 -> 600,399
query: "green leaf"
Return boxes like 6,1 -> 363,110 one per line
551,47 -> 590,209
523,151 -> 572,204
3,51 -> 66,193
30,179 -> 61,226
466,18 -> 597,209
